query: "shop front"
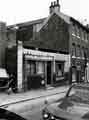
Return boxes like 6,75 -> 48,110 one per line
21,49 -> 70,91
53,61 -> 65,85
71,58 -> 85,83
23,50 -> 54,91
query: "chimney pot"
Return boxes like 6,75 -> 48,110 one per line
49,0 -> 60,14
54,1 -> 56,6
51,2 -> 53,7
57,0 -> 59,5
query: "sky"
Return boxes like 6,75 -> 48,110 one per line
0,0 -> 89,25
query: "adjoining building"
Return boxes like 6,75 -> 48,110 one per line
0,0 -> 89,91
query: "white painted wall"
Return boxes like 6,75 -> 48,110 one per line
17,41 -> 23,91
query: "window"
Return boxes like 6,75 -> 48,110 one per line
81,47 -> 84,58
56,62 -> 64,77
25,60 -> 36,76
75,25 -> 77,35
79,28 -> 82,38
77,26 -> 80,37
36,62 -> 45,74
84,31 -> 86,40
30,61 -> 36,74
72,24 -> 75,35
85,48 -> 88,58
76,45 -> 81,57
81,30 -> 84,40
85,32 -> 88,42
72,43 -> 76,56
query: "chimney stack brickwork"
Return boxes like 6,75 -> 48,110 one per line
49,0 -> 60,14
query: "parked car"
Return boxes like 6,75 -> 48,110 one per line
0,69 -> 9,90
42,83 -> 89,120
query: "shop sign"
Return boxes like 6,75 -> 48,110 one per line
25,54 -> 53,61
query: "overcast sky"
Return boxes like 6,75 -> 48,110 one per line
0,0 -> 89,25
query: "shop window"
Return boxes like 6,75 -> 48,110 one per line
30,61 -> 36,74
36,62 -> 45,75
56,62 -> 64,77
26,61 -> 36,75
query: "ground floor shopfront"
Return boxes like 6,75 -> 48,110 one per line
17,44 -> 70,91
69,57 -> 89,84
17,42 -> 89,92
22,49 -> 70,91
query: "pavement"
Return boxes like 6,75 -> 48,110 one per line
0,85 -> 69,107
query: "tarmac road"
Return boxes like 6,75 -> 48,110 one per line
1,92 -> 66,120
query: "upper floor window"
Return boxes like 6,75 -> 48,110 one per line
81,30 -> 84,40
88,33 -> 89,40
79,28 -> 82,38
83,31 -> 86,40
71,24 -> 75,35
74,25 -> 77,36
85,32 -> 88,42
72,43 -> 76,56
77,26 -> 80,37
76,45 -> 81,57
81,47 -> 84,58
84,48 -> 88,58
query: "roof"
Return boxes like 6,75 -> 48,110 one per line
7,18 -> 46,29
7,11 -> 89,32
70,17 -> 89,32
17,18 -> 46,27
38,11 -> 70,31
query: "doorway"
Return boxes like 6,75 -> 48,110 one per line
72,67 -> 76,83
47,61 -> 51,85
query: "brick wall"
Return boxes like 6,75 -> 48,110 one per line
0,22 -> 7,68
36,13 -> 69,53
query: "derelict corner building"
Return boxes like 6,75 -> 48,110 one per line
0,0 -> 89,91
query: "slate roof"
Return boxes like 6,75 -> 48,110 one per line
7,10 -> 88,32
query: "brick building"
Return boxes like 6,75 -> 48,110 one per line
0,0 -> 89,91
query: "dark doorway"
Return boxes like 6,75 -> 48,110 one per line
47,61 -> 51,85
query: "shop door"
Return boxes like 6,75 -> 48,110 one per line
47,61 -> 51,85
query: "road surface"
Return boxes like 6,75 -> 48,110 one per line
1,92 -> 66,120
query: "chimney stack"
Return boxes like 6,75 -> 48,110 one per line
57,0 -> 59,5
49,0 -> 60,14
